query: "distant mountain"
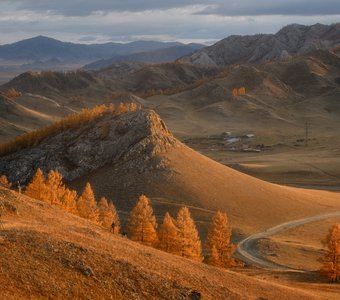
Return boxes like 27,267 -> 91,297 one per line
181,23 -> 340,66
0,36 -> 187,63
84,44 -> 205,70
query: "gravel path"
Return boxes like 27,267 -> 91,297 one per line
236,211 -> 340,270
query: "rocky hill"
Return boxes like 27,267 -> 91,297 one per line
181,23 -> 340,66
1,109 -> 340,236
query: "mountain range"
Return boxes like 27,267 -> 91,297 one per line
0,36 -> 204,83
181,23 -> 340,66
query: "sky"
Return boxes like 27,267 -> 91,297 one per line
0,0 -> 339,45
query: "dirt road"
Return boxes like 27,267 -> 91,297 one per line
236,211 -> 340,270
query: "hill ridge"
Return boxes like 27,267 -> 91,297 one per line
180,23 -> 340,66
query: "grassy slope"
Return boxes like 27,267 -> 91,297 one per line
1,186 -> 339,299
71,142 -> 340,237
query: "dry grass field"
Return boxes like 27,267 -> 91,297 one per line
1,187 -> 340,299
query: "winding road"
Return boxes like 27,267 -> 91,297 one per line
236,211 -> 340,270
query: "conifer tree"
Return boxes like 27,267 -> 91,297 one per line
176,207 -> 203,261
205,211 -> 237,268
45,170 -> 65,206
108,201 -> 120,234
77,182 -> 99,223
98,197 -> 120,233
207,245 -> 221,267
158,212 -> 180,254
25,168 -> 47,202
320,223 -> 340,282
61,188 -> 78,215
98,197 -> 112,227
127,194 -> 158,246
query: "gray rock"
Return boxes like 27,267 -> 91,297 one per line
0,109 -> 178,186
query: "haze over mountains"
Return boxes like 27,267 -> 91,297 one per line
83,44 -> 204,70
0,36 -> 204,83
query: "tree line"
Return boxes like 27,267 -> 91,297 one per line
1,170 -> 238,268
1,171 -> 340,278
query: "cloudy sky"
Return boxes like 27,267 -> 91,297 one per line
0,0 -> 339,45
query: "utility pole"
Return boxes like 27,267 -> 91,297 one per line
305,121 -> 309,147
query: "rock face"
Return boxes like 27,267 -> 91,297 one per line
181,23 -> 340,66
0,109 -> 178,186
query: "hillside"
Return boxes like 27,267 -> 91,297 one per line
0,62 -> 220,142
1,109 -> 340,237
3,186 -> 338,299
181,23 -> 340,66
146,48 -> 340,137
1,48 -> 340,187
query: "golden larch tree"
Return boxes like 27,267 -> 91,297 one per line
127,194 -> 158,246
98,197 -> 120,233
61,188 -> 78,214
25,168 -> 47,202
232,88 -> 238,97
77,182 -> 99,223
176,207 -> 203,261
207,245 -> 221,267
205,211 -> 237,268
158,212 -> 180,254
108,201 -> 120,234
320,223 -> 340,282
98,197 -> 112,228
45,170 -> 65,206
238,86 -> 246,95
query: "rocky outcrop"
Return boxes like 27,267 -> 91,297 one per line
0,109 -> 179,185
181,23 -> 340,66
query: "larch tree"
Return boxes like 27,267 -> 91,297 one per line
320,223 -> 340,282
61,188 -> 78,215
98,197 -> 112,228
77,182 -> 99,223
98,197 -> 120,233
158,212 -> 180,255
207,245 -> 221,267
45,170 -> 65,206
25,168 -> 47,202
108,201 -> 120,234
176,207 -> 203,262
205,211 -> 237,268
127,194 -> 158,246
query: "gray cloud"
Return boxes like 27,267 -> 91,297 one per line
0,1 -> 339,44
7,0 -> 340,16
197,0 -> 340,16
9,0 -> 207,16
